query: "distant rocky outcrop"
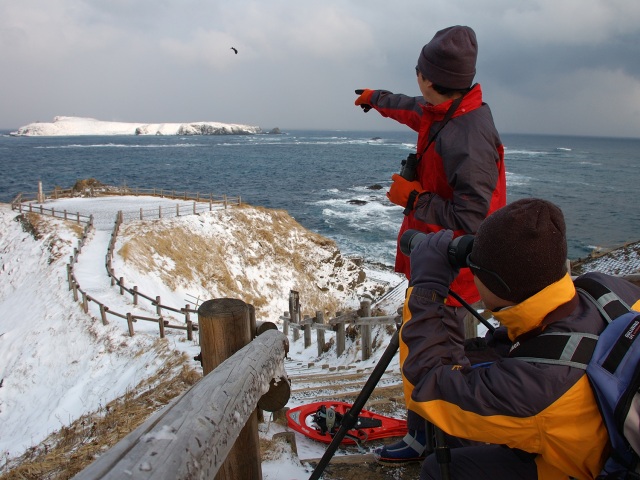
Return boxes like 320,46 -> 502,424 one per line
11,116 -> 280,137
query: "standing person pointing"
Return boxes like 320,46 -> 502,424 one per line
354,25 -> 507,465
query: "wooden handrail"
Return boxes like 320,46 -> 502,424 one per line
72,329 -> 288,480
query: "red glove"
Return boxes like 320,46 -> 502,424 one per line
387,174 -> 424,213
354,89 -> 374,112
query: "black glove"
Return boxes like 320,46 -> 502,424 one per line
409,229 -> 459,297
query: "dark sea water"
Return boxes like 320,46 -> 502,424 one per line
1,129 -> 638,265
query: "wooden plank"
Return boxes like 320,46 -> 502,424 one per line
72,329 -> 288,480
304,453 -> 378,464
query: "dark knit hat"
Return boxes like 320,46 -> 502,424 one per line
417,25 -> 477,89
470,198 -> 568,303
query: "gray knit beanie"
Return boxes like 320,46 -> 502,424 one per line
417,25 -> 477,89
470,198 -> 568,303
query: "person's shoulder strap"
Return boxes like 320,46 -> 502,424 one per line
508,332 -> 596,369
574,275 -> 633,322
509,275 -> 634,369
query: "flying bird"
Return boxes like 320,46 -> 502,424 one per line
230,47 -> 238,54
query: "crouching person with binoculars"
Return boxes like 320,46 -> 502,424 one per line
400,198 -> 640,479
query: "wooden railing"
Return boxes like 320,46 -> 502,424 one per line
12,185 -> 241,208
10,187 -> 239,339
282,291 -> 402,362
11,185 -> 241,223
12,200 -> 93,226
101,210 -> 198,337
62,211 -> 198,341
72,300 -> 289,480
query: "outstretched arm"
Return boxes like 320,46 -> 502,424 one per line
354,89 -> 424,132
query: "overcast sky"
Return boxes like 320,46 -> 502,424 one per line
2,0 -> 639,138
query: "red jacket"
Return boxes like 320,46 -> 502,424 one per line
369,84 -> 506,305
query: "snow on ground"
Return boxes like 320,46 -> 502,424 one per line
0,199 -> 203,462
0,196 -> 406,479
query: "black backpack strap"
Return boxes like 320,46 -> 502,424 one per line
510,276 -> 634,370
509,332 -> 596,369
574,276 -> 633,322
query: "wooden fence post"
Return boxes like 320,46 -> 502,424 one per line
336,311 -> 345,357
303,315 -> 312,348
360,300 -> 372,361
464,301 -> 482,339
185,305 -> 193,341
316,311 -> 325,357
37,180 -> 44,203
248,304 -> 257,339
156,296 -> 161,316
100,305 -> 108,325
293,324 -> 300,342
126,313 -> 135,336
288,290 -> 300,324
133,286 -> 138,306
198,298 -> 262,480
282,311 -> 289,336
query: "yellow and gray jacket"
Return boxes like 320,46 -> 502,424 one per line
400,271 -> 640,479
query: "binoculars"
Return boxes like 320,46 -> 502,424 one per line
399,153 -> 419,182
399,229 -> 474,269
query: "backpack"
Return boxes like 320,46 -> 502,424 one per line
509,275 -> 640,479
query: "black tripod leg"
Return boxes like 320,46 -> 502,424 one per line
434,425 -> 452,480
308,330 -> 400,480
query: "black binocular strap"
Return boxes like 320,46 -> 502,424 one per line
416,88 -> 471,162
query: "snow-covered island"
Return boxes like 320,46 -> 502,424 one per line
10,116 -> 281,136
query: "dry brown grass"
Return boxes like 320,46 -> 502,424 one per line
117,204 -> 361,320
0,354 -> 199,480
71,178 -> 105,193
15,213 -> 83,264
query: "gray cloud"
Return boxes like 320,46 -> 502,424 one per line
1,0 -> 639,138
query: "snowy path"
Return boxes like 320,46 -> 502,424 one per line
43,196 -> 213,327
